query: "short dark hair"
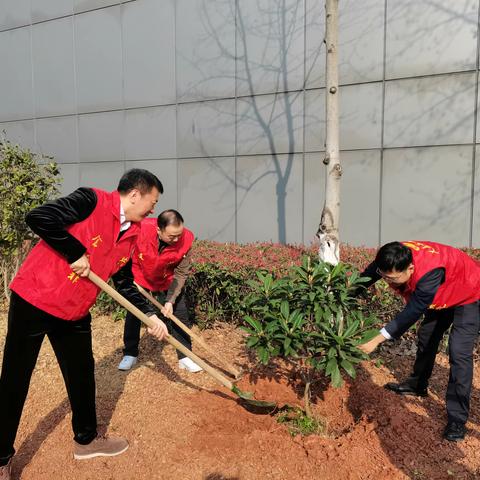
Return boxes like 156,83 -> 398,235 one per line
375,241 -> 412,272
157,209 -> 184,230
117,169 -> 164,195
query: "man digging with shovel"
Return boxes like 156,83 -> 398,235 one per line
0,169 -> 169,480
116,209 -> 202,373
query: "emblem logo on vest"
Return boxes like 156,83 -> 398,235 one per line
429,303 -> 448,310
91,234 -> 103,248
118,256 -> 129,266
67,271 -> 80,284
403,241 -> 439,255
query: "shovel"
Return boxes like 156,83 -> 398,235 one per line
88,271 -> 277,413
134,281 -> 242,379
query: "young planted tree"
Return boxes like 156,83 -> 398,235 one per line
243,255 -> 376,418
317,0 -> 341,265
0,139 -> 60,300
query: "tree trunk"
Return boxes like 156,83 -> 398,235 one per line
317,0 -> 341,265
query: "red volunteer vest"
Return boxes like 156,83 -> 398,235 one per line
132,218 -> 194,292
10,189 -> 140,320
391,241 -> 480,309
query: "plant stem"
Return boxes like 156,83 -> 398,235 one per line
304,379 -> 312,419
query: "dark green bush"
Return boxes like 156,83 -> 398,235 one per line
187,263 -> 251,327
0,138 -> 60,300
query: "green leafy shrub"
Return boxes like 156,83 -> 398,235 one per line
0,138 -> 60,300
242,256 -> 378,417
187,263 -> 250,327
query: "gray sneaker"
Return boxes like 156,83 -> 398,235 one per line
118,355 -> 137,371
0,458 -> 11,480
74,435 -> 129,460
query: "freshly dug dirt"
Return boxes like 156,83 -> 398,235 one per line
1,310 -> 480,479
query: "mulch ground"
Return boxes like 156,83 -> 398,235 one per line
1,309 -> 480,480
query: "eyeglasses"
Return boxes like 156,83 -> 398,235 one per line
157,227 -> 183,242
158,232 -> 183,242
165,234 -> 182,241
375,267 -> 404,282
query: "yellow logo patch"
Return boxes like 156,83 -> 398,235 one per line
67,271 -> 80,284
403,241 -> 439,255
91,235 -> 103,248
118,256 -> 129,266
429,303 -> 448,310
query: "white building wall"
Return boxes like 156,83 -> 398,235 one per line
0,0 -> 478,247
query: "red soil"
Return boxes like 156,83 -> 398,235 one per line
1,315 -> 480,479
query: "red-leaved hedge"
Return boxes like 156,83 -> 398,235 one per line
190,240 -> 378,274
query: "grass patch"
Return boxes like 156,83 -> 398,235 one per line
276,406 -> 326,437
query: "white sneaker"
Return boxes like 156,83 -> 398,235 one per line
118,355 -> 137,371
178,357 -> 203,373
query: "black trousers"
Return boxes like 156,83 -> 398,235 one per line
0,292 -> 97,466
410,301 -> 479,425
123,289 -> 192,359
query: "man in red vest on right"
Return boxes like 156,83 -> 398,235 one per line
357,241 -> 480,442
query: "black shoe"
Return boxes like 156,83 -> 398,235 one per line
443,422 -> 466,442
384,380 -> 428,397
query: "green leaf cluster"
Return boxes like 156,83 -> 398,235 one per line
242,256 -> 378,387
0,138 -> 60,258
0,138 -> 60,299
186,263 -> 253,327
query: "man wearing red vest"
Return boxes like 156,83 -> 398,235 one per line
357,241 -> 480,442
0,169 -> 169,480
116,209 -> 202,373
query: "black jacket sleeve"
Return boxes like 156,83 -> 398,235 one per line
384,267 -> 445,339
112,259 -> 157,317
26,187 -> 97,263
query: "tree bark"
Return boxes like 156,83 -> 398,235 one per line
317,0 -> 341,265
303,379 -> 313,419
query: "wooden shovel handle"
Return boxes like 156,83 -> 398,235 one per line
134,282 -> 241,378
88,271 -> 234,390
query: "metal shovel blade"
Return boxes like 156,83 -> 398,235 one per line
231,385 -> 278,414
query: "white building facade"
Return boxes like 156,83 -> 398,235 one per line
0,0 -> 479,247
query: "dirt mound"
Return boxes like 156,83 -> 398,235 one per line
181,358 -> 480,479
